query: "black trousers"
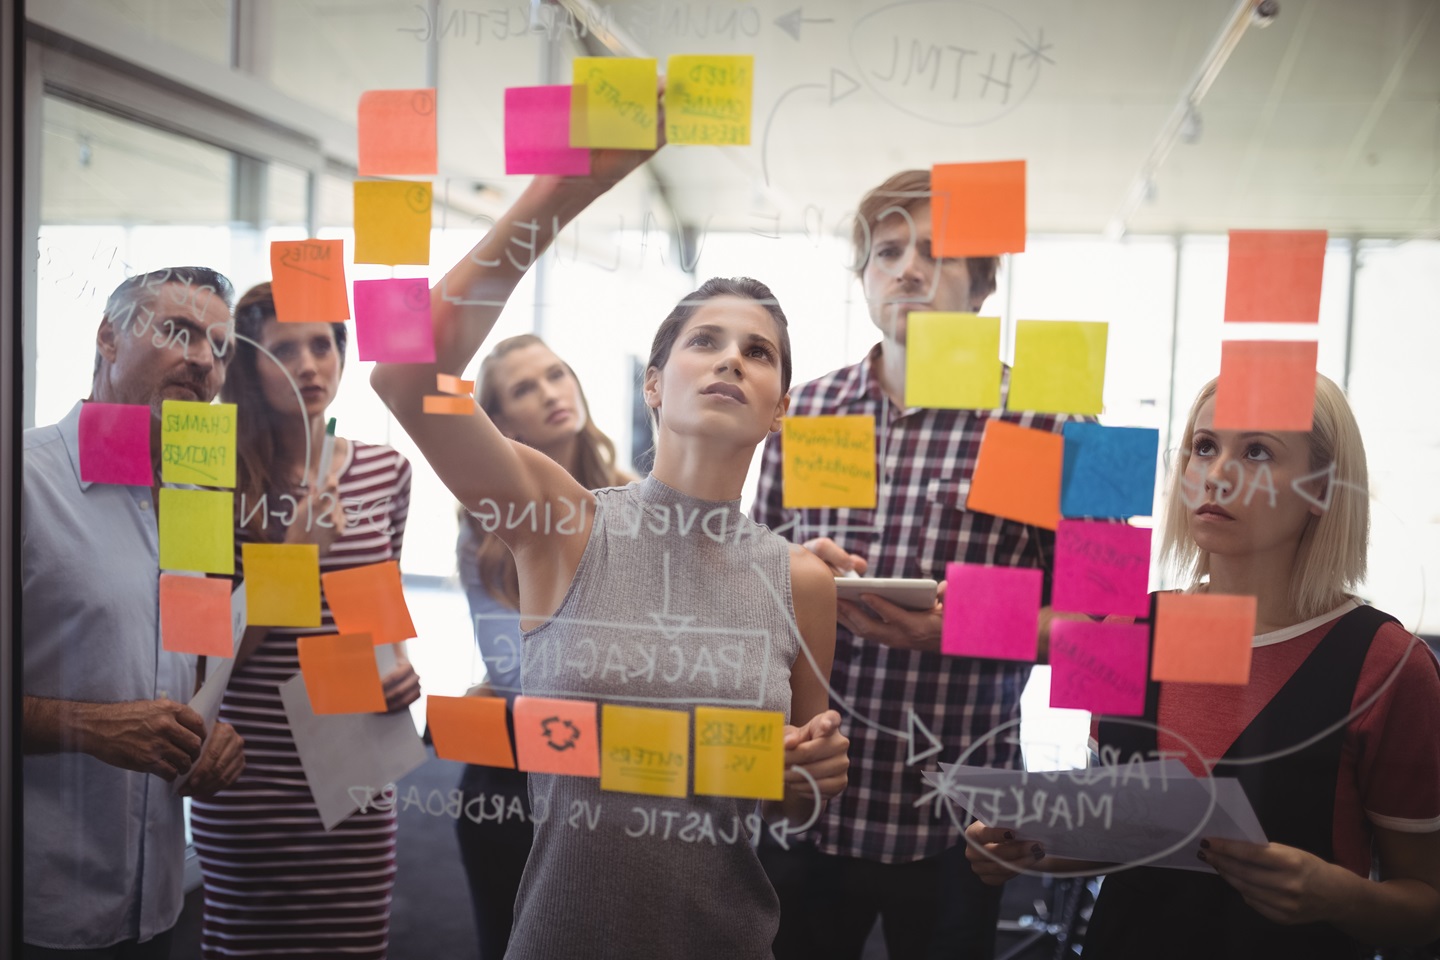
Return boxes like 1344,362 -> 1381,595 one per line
456,762 -> 534,960
23,929 -> 174,960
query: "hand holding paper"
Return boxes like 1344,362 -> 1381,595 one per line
178,721 -> 245,798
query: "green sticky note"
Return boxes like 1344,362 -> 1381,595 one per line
664,55 -> 753,146
570,57 -> 658,149
161,401 -> 236,488
1008,320 -> 1108,416
242,542 -> 321,628
905,313 -> 1002,409
159,488 -> 234,574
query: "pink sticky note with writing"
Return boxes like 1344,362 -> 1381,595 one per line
353,278 -> 435,363
942,563 -> 1042,662
1053,521 -> 1151,617
79,403 -> 153,486
505,86 -> 591,176
1049,620 -> 1149,716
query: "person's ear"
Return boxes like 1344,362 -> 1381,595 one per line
96,317 -> 120,365
769,392 -> 790,433
643,365 -> 663,411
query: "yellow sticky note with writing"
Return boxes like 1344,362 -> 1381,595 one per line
1008,320 -> 1108,416
160,400 -> 236,488
158,488 -> 234,574
570,57 -> 658,149
600,704 -> 689,798
664,55 -> 753,146
242,542 -> 321,628
694,707 -> 785,801
781,415 -> 876,509
354,181 -> 432,266
905,313 -> 1002,409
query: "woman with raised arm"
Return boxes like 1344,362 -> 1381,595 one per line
965,374 -> 1440,959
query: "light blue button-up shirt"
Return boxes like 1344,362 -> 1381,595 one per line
22,401 -> 196,948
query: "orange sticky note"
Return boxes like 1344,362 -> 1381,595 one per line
358,88 -> 438,176
423,395 -> 474,415
269,240 -> 350,324
1151,593 -> 1256,685
1224,230 -> 1327,324
1213,340 -> 1318,431
321,560 -> 416,646
436,373 -> 474,396
159,574 -> 233,657
966,420 -> 1063,530
513,696 -> 600,777
931,160 -> 1026,257
427,695 -> 516,768
297,633 -> 386,714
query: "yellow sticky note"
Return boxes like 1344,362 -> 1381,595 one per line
664,55 -> 753,146
905,313 -> 1002,409
354,181 -> 432,266
781,415 -> 876,509
600,704 -> 689,798
242,542 -> 321,628
1008,321 -> 1108,416
159,488 -> 234,574
694,707 -> 784,801
160,401 -> 236,488
570,57 -> 658,149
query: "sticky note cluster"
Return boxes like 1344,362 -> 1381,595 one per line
781,415 -> 876,509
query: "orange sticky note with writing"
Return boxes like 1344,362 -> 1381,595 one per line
321,560 -> 416,646
965,420 -> 1063,530
358,88 -> 438,176
297,633 -> 386,714
513,696 -> 600,777
269,240 -> 350,324
159,574 -> 233,657
1151,592 -> 1256,685
931,160 -> 1026,257
1213,340 -> 1317,431
436,373 -> 474,396
427,695 -> 516,768
1224,230 -> 1327,324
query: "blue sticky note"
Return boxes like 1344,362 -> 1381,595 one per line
1060,423 -> 1159,519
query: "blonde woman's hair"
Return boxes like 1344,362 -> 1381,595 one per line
1159,374 -> 1370,621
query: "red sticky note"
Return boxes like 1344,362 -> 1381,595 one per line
159,574 -> 233,657
1224,230 -> 1327,324
1213,340 -> 1317,431
942,563 -> 1042,662
358,88 -> 438,176
297,633 -> 386,714
1152,593 -> 1256,685
513,696 -> 600,777
79,402 -> 153,486
931,160 -> 1026,257
505,85 -> 591,176
322,561 -> 416,646
353,278 -> 435,363
1049,620 -> 1149,716
269,240 -> 350,324
966,420 -> 1063,530
1053,521 -> 1151,617
428,695 -> 516,768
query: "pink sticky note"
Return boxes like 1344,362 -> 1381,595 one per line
79,403 -> 153,486
505,86 -> 591,176
1053,521 -> 1151,617
942,563 -> 1043,662
1049,620 -> 1149,716
353,278 -> 436,363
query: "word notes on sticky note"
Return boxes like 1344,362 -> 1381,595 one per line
242,542 -> 321,627
1214,340 -> 1317,432
322,561 -> 416,646
505,85 -> 590,176
966,420 -> 1063,530
79,402 -> 152,486
942,563 -> 1043,662
354,278 -> 435,363
1009,321 -> 1108,416
694,707 -> 784,801
906,313 -> 1001,409
298,633 -> 386,714
1053,521 -> 1151,617
270,240 -> 350,324
514,696 -> 600,777
159,488 -> 234,574
1049,620 -> 1148,716
1225,230 -> 1327,324
358,88 -> 437,176
1061,423 -> 1159,519
571,57 -> 658,149
354,181 -> 432,266
159,573 -> 233,658
601,704 -> 689,798
1152,592 -> 1256,685
665,55 -> 753,146
931,160 -> 1026,257
428,695 -> 515,768
160,400 -> 236,488
781,415 -> 876,509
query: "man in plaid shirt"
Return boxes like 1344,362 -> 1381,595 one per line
752,169 -> 1076,958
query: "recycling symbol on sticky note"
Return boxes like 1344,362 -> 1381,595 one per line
541,716 -> 581,752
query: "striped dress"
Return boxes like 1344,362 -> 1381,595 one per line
191,441 -> 412,959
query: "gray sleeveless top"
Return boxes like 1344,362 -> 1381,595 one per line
507,476 -> 800,960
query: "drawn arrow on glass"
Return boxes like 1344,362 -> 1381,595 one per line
766,764 -> 824,849
774,7 -> 835,42
761,69 -> 863,187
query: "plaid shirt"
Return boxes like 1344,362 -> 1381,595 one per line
752,344 -> 1079,863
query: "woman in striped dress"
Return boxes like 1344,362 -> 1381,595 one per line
191,283 -> 420,959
